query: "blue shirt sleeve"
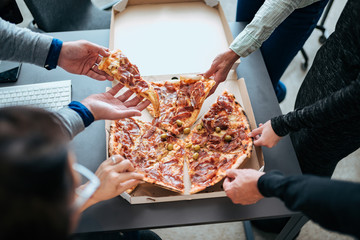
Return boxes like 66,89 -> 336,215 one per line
44,38 -> 63,70
68,101 -> 94,127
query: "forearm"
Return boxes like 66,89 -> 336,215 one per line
53,107 -> 85,139
0,18 -> 52,66
271,77 -> 360,136
230,0 -> 319,57
258,171 -> 360,238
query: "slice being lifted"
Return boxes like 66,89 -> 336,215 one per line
185,91 -> 253,194
98,49 -> 160,117
147,75 -> 215,135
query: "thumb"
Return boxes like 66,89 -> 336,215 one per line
226,169 -> 238,179
253,136 -> 264,146
118,179 -> 141,194
204,64 -> 216,79
249,126 -> 263,137
208,82 -> 219,96
223,177 -> 231,190
88,42 -> 110,57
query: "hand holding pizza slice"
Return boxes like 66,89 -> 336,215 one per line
98,49 -> 160,117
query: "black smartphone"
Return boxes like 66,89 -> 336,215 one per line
0,61 -> 22,83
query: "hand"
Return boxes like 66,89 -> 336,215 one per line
204,49 -> 240,95
248,120 -> 282,148
58,40 -> 113,81
80,155 -> 144,211
81,83 -> 151,120
223,169 -> 264,205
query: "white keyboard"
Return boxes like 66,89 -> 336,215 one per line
0,80 -> 71,111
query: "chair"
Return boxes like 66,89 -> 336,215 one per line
0,0 -> 23,24
300,0 -> 334,70
24,0 -> 112,32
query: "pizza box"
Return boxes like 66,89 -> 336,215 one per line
105,71 -> 264,204
108,0 -> 238,76
105,0 -> 263,204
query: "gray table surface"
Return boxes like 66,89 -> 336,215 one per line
5,23 -> 302,234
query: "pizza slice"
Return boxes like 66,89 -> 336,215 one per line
185,148 -> 242,194
109,118 -> 185,193
188,91 -> 253,155
109,118 -> 145,157
147,75 -> 215,135
98,49 -> 160,117
147,81 -> 181,134
184,91 -> 253,194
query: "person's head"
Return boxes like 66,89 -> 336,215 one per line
0,106 -> 76,240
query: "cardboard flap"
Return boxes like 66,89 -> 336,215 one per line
120,0 -> 217,7
110,1 -> 231,76
204,0 -> 219,7
113,0 -> 128,12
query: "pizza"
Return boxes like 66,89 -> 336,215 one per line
185,91 -> 253,193
147,75 -> 215,135
108,91 -> 253,195
109,118 -> 185,193
98,49 -> 160,117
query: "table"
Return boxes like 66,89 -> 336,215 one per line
9,24 -> 306,240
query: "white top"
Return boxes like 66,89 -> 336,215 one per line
229,0 -> 320,57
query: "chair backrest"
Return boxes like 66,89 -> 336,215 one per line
24,0 -> 110,32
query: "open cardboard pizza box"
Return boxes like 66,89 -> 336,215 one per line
105,71 -> 264,204
106,0 -> 264,204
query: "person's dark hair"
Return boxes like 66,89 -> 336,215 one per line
0,106 -> 75,240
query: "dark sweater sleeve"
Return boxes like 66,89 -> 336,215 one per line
258,171 -> 360,238
271,75 -> 360,136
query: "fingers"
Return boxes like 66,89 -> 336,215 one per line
107,83 -> 125,96
109,157 -> 134,172
253,137 -> 263,146
223,177 -> 232,190
87,70 -> 108,81
116,109 -> 142,118
108,155 -> 124,165
226,169 -> 238,179
117,179 -> 141,193
119,171 -> 144,181
117,89 -> 135,102
134,99 -> 151,111
248,126 -> 263,138
87,41 -> 110,57
123,96 -> 144,107
113,172 -> 144,187
209,81 -> 219,95
204,65 -> 216,79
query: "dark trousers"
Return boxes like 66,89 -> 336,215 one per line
236,0 -> 329,88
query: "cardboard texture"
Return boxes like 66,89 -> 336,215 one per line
110,0 -> 232,76
107,1 -> 263,204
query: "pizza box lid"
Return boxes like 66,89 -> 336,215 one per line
105,70 -> 264,204
108,0 -> 238,76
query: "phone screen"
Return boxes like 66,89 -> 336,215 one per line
0,61 -> 21,83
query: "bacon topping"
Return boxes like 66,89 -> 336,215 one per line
191,82 -> 205,108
